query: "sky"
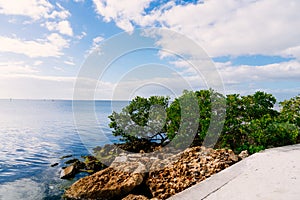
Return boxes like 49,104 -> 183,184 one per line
0,0 -> 299,101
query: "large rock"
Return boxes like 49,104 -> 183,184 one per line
64,162 -> 145,200
60,165 -> 75,179
60,161 -> 85,179
146,146 -> 239,199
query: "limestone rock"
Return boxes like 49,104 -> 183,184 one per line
228,149 -> 239,162
113,155 -> 128,163
60,165 -> 75,179
146,146 -> 239,199
122,194 -> 149,200
60,160 -> 85,179
111,161 -> 147,174
238,150 -> 249,160
64,163 -> 144,200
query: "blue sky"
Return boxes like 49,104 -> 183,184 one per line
0,0 -> 299,101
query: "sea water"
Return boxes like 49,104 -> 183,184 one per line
0,99 -> 127,199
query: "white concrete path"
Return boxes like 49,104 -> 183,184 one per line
168,144 -> 300,200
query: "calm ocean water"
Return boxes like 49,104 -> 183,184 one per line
0,100 -> 128,200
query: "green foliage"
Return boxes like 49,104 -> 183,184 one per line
216,91 -> 281,153
108,96 -> 169,143
216,94 -> 244,150
264,122 -> 298,146
279,95 -> 300,128
166,90 -> 201,141
108,91 -> 300,154
242,91 -> 278,121
238,115 -> 298,154
166,90 -> 201,148
166,89 -> 226,148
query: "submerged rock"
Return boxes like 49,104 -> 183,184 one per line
65,158 -> 79,164
83,155 -> 106,173
60,155 -> 73,159
50,162 -> 58,167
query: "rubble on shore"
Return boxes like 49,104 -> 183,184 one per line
64,144 -> 248,200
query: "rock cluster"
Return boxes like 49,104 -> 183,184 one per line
92,141 -> 163,166
64,146 -> 248,200
60,140 -> 162,179
60,156 -> 106,179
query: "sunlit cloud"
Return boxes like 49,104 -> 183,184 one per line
93,0 -> 300,59
93,0 -> 151,32
0,33 -> 69,58
216,60 -> 300,84
0,0 -> 70,20
43,20 -> 73,36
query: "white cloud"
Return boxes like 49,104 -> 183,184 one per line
64,60 -> 75,66
54,66 -> 65,72
92,0 -> 300,58
93,36 -> 104,44
46,9 -> 70,20
282,45 -> 300,61
93,0 -> 152,32
8,17 -> 17,23
0,61 -> 38,75
33,60 -> 43,66
195,0 -> 300,57
0,0 -> 70,20
44,20 -> 73,36
86,36 -> 104,55
216,60 -> 300,85
0,0 -> 53,20
0,33 -> 69,58
76,31 -> 87,40
94,60 -> 300,100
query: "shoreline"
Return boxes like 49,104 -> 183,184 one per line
62,143 -> 248,199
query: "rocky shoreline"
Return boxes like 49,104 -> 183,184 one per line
62,143 -> 248,200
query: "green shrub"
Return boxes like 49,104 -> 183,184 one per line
166,89 -> 226,148
264,122 -> 298,147
279,95 -> 300,142
108,96 -> 169,143
216,92 -> 279,152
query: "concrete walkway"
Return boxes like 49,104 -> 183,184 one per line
168,144 -> 300,200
